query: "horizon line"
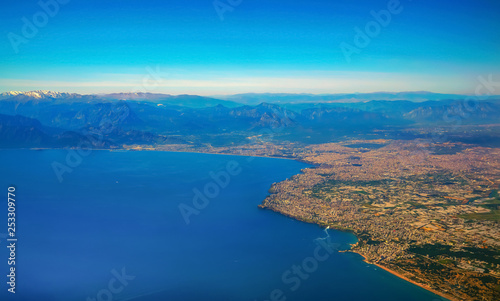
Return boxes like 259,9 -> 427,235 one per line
0,89 -> 488,97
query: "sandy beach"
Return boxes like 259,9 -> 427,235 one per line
371,261 -> 460,301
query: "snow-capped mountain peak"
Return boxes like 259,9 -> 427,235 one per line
0,90 -> 77,100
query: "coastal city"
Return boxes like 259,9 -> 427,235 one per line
255,139 -> 500,301
152,136 -> 500,300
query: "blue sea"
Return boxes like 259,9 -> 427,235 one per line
0,150 -> 445,301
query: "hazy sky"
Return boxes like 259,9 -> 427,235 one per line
1,0 -> 499,95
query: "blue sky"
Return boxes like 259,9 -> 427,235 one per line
0,0 -> 499,95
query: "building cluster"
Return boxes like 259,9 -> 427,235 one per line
259,140 -> 500,301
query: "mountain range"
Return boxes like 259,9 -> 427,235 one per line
0,91 -> 499,148
216,91 -> 500,104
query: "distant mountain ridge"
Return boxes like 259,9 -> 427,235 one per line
0,91 -> 241,108
4,90 -> 499,105
0,90 -> 499,148
0,90 -> 79,100
217,91 -> 500,105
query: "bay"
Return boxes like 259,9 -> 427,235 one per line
0,150 -> 444,300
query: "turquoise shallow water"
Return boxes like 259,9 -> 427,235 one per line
0,150 -> 445,301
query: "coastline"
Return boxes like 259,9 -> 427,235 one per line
27,147 -> 459,300
164,148 -> 484,301
260,207 -> 459,301
370,261 -> 458,301
152,149 -> 299,161
254,153 -> 465,301
27,147 -> 300,161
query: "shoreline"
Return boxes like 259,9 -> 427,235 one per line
176,148 -> 475,301
26,147 -> 300,161
25,146 -> 458,300
152,149 -> 300,161
370,260 -> 458,301
341,248 -> 457,300
262,206 -> 458,301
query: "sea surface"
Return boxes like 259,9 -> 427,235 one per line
0,150 -> 445,301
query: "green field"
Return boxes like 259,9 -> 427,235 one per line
459,210 -> 500,221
